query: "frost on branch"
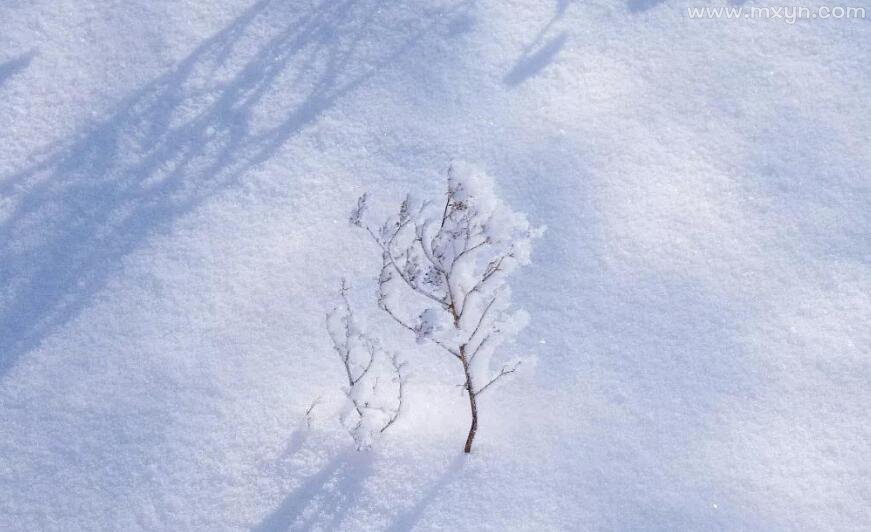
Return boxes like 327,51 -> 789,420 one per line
326,280 -> 406,449
349,193 -> 368,227
352,162 -> 543,453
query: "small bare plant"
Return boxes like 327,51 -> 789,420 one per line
351,162 -> 543,453
326,279 -> 406,449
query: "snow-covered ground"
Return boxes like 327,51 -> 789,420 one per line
1,0 -> 869,529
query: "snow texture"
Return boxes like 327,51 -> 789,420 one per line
0,0 -> 869,530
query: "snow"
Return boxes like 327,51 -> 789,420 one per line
1,0 -> 869,530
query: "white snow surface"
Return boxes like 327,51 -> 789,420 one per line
1,0 -> 869,530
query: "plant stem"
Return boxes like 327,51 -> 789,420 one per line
460,345 -> 478,453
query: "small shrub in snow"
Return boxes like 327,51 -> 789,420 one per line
351,163 -> 543,453
326,279 -> 406,449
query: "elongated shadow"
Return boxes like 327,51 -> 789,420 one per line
627,0 -> 666,13
503,1 -> 571,87
0,50 -> 35,89
253,449 -> 373,532
0,0 -> 473,375
504,32 -> 567,87
386,454 -> 465,531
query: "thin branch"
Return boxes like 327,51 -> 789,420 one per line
413,229 -> 456,314
450,237 -> 488,270
469,332 -> 493,362
304,396 -> 322,428
345,389 -> 366,420
359,340 -> 376,383
458,252 -> 511,319
412,220 -> 467,321
414,233 -> 446,274
378,298 -> 461,359
366,222 -> 448,308
440,169 -> 453,229
474,362 -> 520,396
380,356 -> 406,433
464,291 -> 500,347
328,281 -> 407,447
327,310 -> 356,389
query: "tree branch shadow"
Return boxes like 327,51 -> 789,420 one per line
627,0 -> 667,13
503,33 -> 567,87
0,50 -> 36,89
386,453 -> 465,531
0,0 -> 474,375
253,448 -> 374,532
503,1 -> 571,87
